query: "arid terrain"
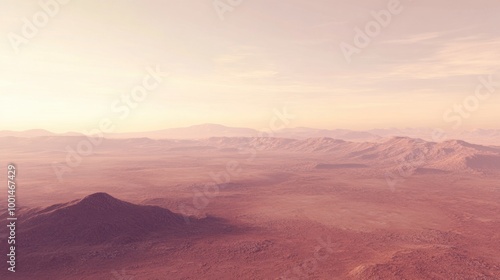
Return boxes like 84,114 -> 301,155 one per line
3,0 -> 500,278
1,135 -> 500,279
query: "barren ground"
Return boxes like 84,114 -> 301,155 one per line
1,138 -> 499,279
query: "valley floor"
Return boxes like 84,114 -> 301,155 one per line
1,142 -> 500,279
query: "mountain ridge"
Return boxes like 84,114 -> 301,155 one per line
2,124 -> 499,145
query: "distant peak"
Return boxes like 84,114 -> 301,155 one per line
77,192 -> 124,208
191,123 -> 227,128
442,139 -> 476,148
444,139 -> 467,145
389,136 -> 412,140
305,137 -> 345,142
25,129 -> 53,133
386,136 -> 424,143
83,192 -> 114,199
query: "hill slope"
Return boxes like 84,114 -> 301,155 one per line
19,193 -> 187,246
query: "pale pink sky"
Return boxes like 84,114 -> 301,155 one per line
1,0 -> 499,132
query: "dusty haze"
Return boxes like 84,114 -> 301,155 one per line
1,0 -> 500,279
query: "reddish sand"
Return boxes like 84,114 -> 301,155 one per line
0,136 -> 499,279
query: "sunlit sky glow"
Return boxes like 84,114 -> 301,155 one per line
1,0 -> 499,133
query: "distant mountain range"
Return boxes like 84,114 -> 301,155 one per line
2,135 -> 499,173
0,129 -> 82,138
1,124 -> 499,145
203,136 -> 500,172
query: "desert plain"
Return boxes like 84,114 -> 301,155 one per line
1,134 -> 500,280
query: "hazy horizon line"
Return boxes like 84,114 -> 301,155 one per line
2,123 -> 500,135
